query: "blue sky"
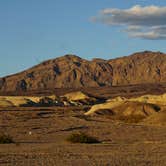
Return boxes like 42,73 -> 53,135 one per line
0,0 -> 166,77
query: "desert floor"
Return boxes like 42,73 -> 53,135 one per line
0,106 -> 166,166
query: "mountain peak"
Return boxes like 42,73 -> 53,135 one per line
0,51 -> 166,92
59,54 -> 82,61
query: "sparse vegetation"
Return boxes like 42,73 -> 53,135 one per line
151,104 -> 161,112
66,132 -> 100,144
0,134 -> 14,144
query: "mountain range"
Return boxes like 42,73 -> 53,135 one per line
0,51 -> 166,92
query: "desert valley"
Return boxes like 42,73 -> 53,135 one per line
0,51 -> 166,165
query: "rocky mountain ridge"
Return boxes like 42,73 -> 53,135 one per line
0,51 -> 166,92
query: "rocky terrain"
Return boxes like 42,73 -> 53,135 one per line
109,51 -> 166,85
1,51 -> 166,165
0,91 -> 166,165
0,90 -> 166,127
0,51 -> 166,92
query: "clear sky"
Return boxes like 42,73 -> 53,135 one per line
0,0 -> 166,77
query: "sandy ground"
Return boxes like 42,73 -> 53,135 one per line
0,106 -> 166,166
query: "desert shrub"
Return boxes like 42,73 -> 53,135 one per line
0,134 -> 14,144
117,115 -> 145,123
151,104 -> 160,112
38,97 -> 54,106
20,100 -> 37,107
66,132 -> 100,144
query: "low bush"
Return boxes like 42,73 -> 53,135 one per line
66,132 -> 100,144
0,134 -> 14,144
